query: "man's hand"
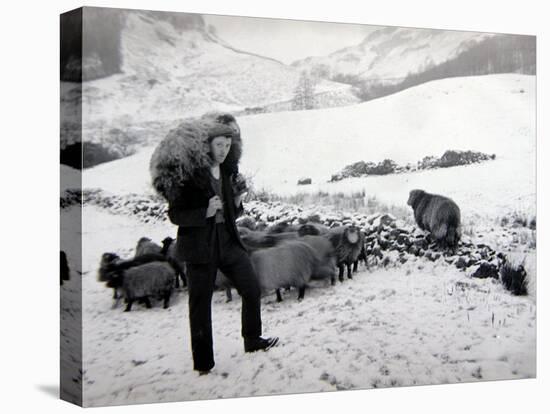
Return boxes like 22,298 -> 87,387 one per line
206,196 -> 223,218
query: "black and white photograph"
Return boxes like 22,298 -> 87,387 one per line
59,5 -> 536,407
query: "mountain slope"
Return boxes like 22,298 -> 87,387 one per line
60,9 -> 358,131
292,27 -> 493,83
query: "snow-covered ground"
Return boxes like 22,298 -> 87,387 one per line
62,205 -> 535,407
61,73 -> 536,406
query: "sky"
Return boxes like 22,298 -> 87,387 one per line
203,13 -> 381,64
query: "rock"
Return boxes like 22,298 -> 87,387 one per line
471,262 -> 499,279
455,257 -> 468,269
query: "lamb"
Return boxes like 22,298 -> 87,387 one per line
98,253 -> 176,311
250,240 -> 320,301
407,189 -> 461,249
161,236 -> 187,288
134,237 -> 163,257
326,225 -> 363,284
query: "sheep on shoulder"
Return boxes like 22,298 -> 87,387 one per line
326,225 -> 363,284
250,240 -> 319,302
98,253 -> 176,311
161,236 -> 187,288
134,237 -> 162,257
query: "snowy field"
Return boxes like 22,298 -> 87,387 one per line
61,74 -> 536,406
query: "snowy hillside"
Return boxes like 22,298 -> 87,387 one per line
83,74 -> 535,220
292,26 -> 492,83
60,9 -> 357,133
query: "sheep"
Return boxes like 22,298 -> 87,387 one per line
266,221 -> 298,234
407,189 -> 461,249
250,240 -> 320,301
238,228 -> 278,252
297,222 -> 329,237
352,230 -> 367,272
161,236 -> 187,288
134,237 -> 162,257
215,271 -> 234,302
60,250 -> 70,285
98,253 -> 176,311
326,225 -> 363,284
299,235 -> 337,283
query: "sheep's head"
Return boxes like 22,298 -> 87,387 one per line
407,189 -> 425,207
345,226 -> 360,245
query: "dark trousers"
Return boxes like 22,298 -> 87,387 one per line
186,223 -> 262,371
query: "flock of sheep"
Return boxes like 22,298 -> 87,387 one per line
95,189 -> 464,312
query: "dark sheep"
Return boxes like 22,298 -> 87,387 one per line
60,250 -> 70,285
407,189 -> 461,249
134,237 -> 163,257
326,225 -> 363,284
250,240 -> 320,301
98,253 -> 175,311
161,236 -> 187,288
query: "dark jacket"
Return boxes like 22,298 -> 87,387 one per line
167,170 -> 246,264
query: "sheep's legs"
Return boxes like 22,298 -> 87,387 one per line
124,299 -> 133,312
143,297 -> 152,309
225,288 -> 233,302
347,264 -> 353,279
276,289 -> 283,302
163,293 -> 170,309
113,289 -> 119,299
353,260 -> 358,273
338,265 -> 345,282
297,286 -> 305,301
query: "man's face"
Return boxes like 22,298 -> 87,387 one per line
209,136 -> 232,164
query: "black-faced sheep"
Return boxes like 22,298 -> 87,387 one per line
326,225 -> 363,284
60,250 -> 70,285
134,237 -> 163,257
98,253 -> 176,311
407,189 -> 461,249
250,240 -> 319,301
161,236 -> 187,288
